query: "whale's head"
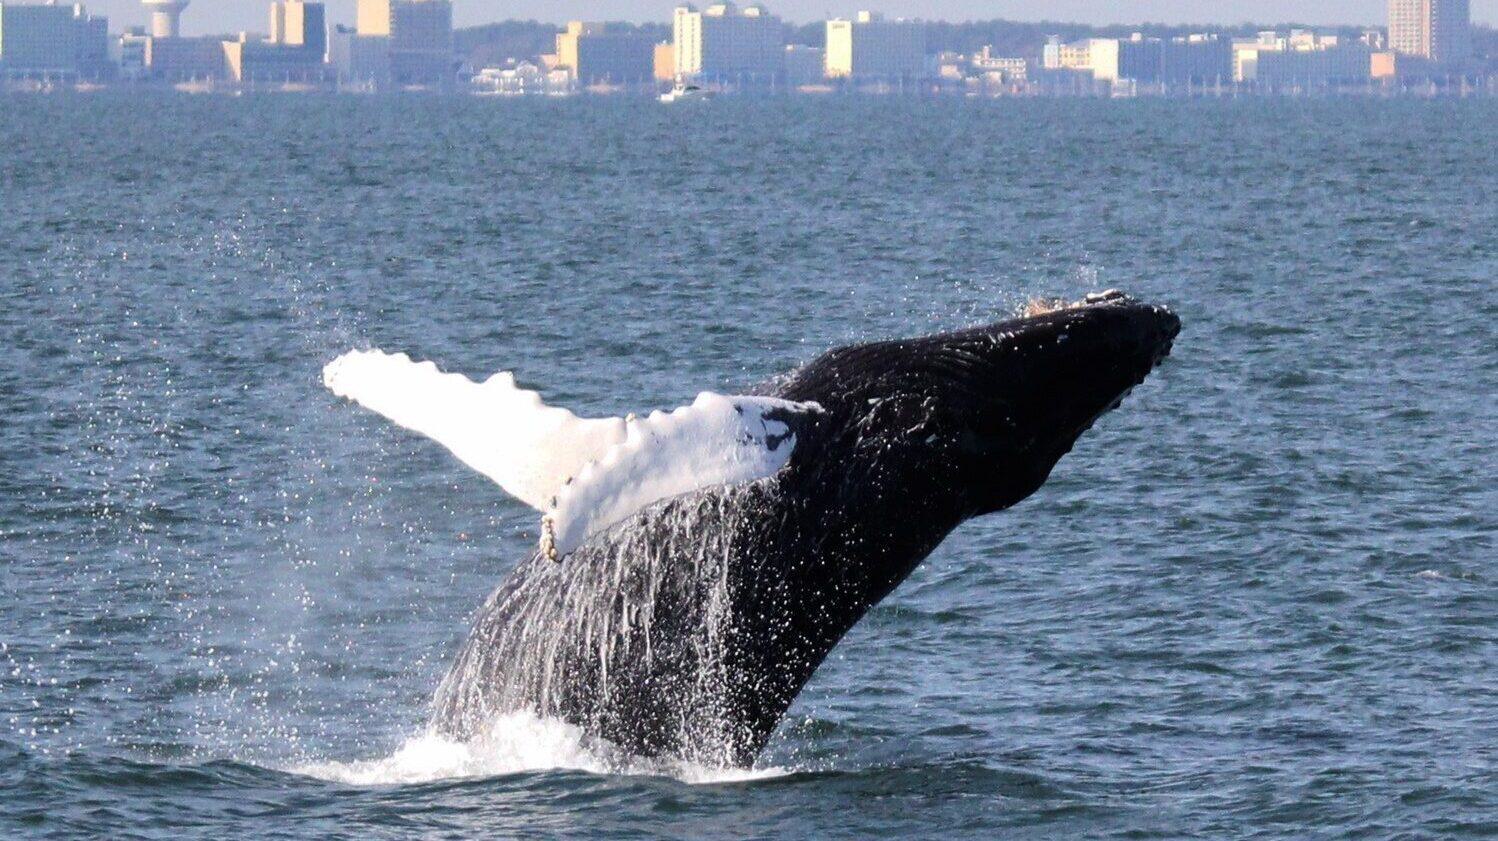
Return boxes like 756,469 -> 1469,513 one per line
778,290 -> 1180,521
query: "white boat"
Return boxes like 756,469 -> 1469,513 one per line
659,82 -> 710,103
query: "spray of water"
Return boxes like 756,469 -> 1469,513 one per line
429,482 -> 787,769
293,711 -> 788,786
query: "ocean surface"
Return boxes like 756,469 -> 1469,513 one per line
1,93 -> 1494,839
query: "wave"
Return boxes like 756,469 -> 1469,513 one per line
289,711 -> 789,787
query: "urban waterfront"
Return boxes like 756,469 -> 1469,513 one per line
1,93 -> 1494,838
0,1 -> 1495,96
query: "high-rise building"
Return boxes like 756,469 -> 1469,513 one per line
330,24 -> 389,86
224,1 -> 327,83
0,2 -> 110,79
824,11 -> 925,80
269,1 -> 326,58
357,0 -> 451,85
672,3 -> 783,84
1388,0 -> 1471,65
556,21 -> 654,84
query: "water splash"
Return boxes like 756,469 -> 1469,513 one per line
291,711 -> 788,786
431,483 -> 786,768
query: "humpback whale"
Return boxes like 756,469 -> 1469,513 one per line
324,290 -> 1180,767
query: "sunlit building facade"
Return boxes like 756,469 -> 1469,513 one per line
357,0 -> 452,85
825,11 -> 926,80
1388,0 -> 1471,65
556,21 -> 654,84
329,24 -> 390,86
672,3 -> 783,84
269,0 -> 326,57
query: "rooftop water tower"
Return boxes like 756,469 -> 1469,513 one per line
142,0 -> 189,38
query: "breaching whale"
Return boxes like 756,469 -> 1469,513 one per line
324,290 -> 1180,767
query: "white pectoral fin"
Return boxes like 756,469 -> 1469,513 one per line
324,349 -> 821,560
322,349 -> 627,510
541,393 -> 822,559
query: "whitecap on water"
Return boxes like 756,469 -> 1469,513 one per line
290,711 -> 788,786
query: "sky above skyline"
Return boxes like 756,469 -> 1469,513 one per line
81,0 -> 1498,37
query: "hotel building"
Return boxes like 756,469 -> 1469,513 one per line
1388,0 -> 1471,65
357,0 -> 452,85
556,21 -> 655,85
672,3 -> 783,83
824,11 -> 925,80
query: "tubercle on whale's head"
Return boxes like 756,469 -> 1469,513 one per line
778,290 -> 1180,519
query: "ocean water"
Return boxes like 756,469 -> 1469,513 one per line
1,93 -> 1494,839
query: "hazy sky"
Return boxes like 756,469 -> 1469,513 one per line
85,0 -> 1498,37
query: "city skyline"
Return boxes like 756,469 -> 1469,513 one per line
60,0 -> 1498,37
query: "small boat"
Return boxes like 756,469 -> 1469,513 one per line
659,82 -> 710,103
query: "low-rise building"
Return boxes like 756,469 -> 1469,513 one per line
223,37 -> 328,83
1233,30 -> 1372,86
146,35 -> 226,81
113,28 -> 150,79
1371,50 -> 1400,80
825,10 -> 925,80
972,47 -> 1027,83
472,61 -> 570,95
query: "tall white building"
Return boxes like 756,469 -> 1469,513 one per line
1388,0 -> 1471,65
824,11 -> 925,80
672,3 -> 783,83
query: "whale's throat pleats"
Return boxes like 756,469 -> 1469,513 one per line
323,349 -> 822,558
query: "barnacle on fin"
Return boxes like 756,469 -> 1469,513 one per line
540,516 -> 560,562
